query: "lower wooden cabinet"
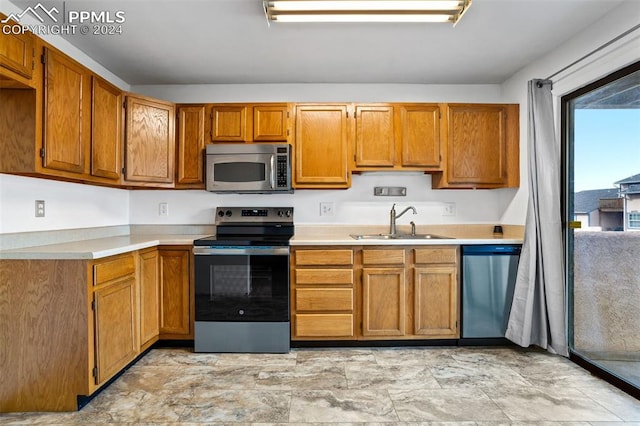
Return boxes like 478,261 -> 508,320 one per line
139,248 -> 160,349
361,246 -> 459,340
291,245 -> 460,341
291,248 -> 355,339
159,247 -> 193,339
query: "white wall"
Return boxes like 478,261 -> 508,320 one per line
132,83 -> 502,104
499,0 -> 640,225
0,174 -> 129,234
129,172 -> 517,226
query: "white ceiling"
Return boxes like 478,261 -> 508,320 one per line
7,0 -> 632,85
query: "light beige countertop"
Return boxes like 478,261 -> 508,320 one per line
0,234 -> 207,260
0,224 -> 524,259
291,224 -> 524,246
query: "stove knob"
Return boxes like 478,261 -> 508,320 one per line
285,210 -> 292,217
217,210 -> 225,217
225,210 -> 232,217
277,210 -> 284,217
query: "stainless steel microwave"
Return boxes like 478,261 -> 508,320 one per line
205,143 -> 293,193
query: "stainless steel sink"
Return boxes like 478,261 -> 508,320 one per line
350,233 -> 454,240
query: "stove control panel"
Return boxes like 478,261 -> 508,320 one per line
215,207 -> 294,224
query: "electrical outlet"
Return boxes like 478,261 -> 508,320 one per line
35,200 -> 45,217
442,202 -> 456,216
159,202 -> 169,216
320,202 -> 335,217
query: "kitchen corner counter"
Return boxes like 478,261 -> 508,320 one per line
0,234 -> 206,260
291,224 -> 524,246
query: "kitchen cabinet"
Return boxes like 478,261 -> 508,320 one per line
433,103 -> 519,189
0,14 -> 35,83
360,246 -> 459,340
209,103 -> 290,142
1,41 -> 126,185
139,248 -> 160,349
353,104 -> 395,168
291,248 -> 355,339
361,249 -> 407,337
176,104 -> 205,188
42,46 -> 90,175
90,76 -> 123,182
124,94 -> 176,186
294,104 -> 351,188
0,251 -> 144,412
159,247 -> 192,339
412,247 -> 459,337
91,253 -> 138,388
397,104 -> 442,169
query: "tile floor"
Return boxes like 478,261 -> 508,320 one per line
1,346 -> 640,425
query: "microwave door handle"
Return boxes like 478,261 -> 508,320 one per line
269,155 -> 276,189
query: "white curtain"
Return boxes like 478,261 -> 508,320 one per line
505,79 -> 568,356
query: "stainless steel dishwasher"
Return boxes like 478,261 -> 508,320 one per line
461,245 -> 521,341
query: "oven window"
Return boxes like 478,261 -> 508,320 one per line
214,162 -> 266,183
195,253 -> 289,322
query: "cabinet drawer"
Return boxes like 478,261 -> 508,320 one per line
414,247 -> 458,264
295,249 -> 353,266
93,253 -> 136,285
295,314 -> 354,337
296,288 -> 353,311
295,269 -> 353,285
362,249 -> 405,265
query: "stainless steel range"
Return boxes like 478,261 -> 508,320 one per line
193,207 -> 294,353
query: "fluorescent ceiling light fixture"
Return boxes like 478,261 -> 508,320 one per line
264,0 -> 472,24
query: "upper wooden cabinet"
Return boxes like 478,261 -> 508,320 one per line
354,105 -> 395,168
433,103 -> 519,189
42,47 -> 90,175
90,76 -> 122,182
124,95 -> 175,186
352,103 -> 443,172
209,103 -> 290,142
398,104 -> 442,169
294,104 -> 351,188
176,105 -> 205,188
0,15 -> 35,83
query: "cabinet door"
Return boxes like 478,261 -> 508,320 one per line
399,104 -> 441,168
354,105 -> 394,167
93,276 -> 138,385
211,105 -> 247,141
0,23 -> 34,79
253,105 -> 289,141
361,267 -> 406,337
176,105 -> 205,186
413,266 -> 458,337
124,96 -> 175,184
446,104 -> 508,186
139,249 -> 160,346
42,48 -> 87,174
159,249 -> 191,337
294,104 -> 350,187
91,76 -> 122,180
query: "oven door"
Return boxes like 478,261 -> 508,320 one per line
194,246 -> 289,322
206,154 -> 275,192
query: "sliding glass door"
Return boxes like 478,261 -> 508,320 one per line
563,62 -> 640,394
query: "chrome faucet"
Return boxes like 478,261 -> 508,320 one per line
389,203 -> 417,235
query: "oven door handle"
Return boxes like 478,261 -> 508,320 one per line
193,247 -> 289,256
